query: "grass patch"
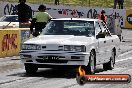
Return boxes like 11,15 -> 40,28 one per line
0,0 -> 132,8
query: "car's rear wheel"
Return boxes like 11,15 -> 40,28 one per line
85,51 -> 96,74
24,64 -> 38,74
103,50 -> 115,70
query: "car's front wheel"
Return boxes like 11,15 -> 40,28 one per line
24,64 -> 38,74
103,50 -> 115,70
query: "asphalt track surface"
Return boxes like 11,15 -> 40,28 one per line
0,29 -> 132,88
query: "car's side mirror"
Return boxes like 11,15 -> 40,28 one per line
96,33 -> 105,39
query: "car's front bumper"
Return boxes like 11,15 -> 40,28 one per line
20,50 -> 90,67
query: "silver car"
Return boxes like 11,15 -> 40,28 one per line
20,18 -> 120,74
0,15 -> 19,28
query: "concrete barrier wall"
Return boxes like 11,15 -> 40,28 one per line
0,28 -> 30,58
0,2 -> 126,28
1,2 -> 132,28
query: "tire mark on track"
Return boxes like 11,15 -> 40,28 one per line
0,78 -> 26,85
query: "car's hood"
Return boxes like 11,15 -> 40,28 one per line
24,35 -> 95,45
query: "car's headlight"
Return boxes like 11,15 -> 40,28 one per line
64,45 -> 86,52
64,45 -> 72,51
21,44 -> 41,50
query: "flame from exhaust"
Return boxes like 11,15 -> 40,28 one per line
78,66 -> 86,76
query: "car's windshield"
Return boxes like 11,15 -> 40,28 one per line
42,20 -> 95,36
0,15 -> 18,22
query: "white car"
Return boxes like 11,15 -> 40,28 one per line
20,18 -> 120,74
0,15 -> 19,28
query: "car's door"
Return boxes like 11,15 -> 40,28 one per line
99,22 -> 113,63
95,21 -> 108,64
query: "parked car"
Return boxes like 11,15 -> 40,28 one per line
0,15 -> 19,28
20,18 -> 120,74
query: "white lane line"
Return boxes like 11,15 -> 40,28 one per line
116,57 -> 132,63
118,50 -> 132,57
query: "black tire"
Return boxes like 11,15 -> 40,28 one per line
85,51 -> 96,74
24,64 -> 38,74
103,50 -> 115,70
76,76 -> 87,85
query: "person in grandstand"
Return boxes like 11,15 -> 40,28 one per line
118,0 -> 124,9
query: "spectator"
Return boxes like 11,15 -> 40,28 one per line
118,0 -> 124,9
30,5 -> 52,37
17,0 -> 32,28
114,0 -> 118,9
99,10 -> 107,24
55,0 -> 59,5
